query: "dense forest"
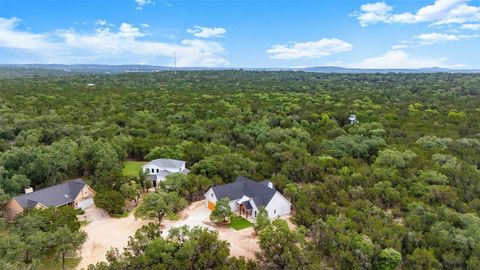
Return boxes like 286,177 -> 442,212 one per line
1,71 -> 480,269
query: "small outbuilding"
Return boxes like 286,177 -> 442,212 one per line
349,114 -> 357,124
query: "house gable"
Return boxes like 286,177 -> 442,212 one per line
2,198 -> 24,220
74,184 -> 96,203
265,192 -> 291,218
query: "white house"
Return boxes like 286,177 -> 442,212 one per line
142,159 -> 190,187
349,114 -> 357,124
204,176 -> 291,219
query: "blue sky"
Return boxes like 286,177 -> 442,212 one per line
1,0 -> 479,68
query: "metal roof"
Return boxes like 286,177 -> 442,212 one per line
144,159 -> 186,169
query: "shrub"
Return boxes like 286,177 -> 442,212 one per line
94,190 -> 125,215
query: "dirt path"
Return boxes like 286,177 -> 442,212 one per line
77,201 -> 261,269
216,226 -> 260,259
76,207 -> 148,270
162,200 -> 260,259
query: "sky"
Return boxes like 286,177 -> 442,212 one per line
1,0 -> 480,69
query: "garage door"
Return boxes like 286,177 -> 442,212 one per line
207,201 -> 215,210
77,198 -> 94,209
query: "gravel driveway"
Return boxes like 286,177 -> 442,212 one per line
163,201 -> 260,259
76,207 -> 148,270
77,201 -> 260,269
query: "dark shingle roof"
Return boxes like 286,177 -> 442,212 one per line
212,176 -> 277,208
13,178 -> 87,209
242,201 -> 253,210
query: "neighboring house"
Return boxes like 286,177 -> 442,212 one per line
142,159 -> 190,187
349,114 -> 357,124
204,176 -> 291,219
2,178 -> 95,220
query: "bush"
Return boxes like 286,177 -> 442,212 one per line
94,190 -> 125,215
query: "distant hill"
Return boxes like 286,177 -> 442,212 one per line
1,64 -> 480,76
300,66 -> 480,73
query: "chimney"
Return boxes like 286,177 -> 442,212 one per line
25,187 -> 33,194
267,181 -> 273,189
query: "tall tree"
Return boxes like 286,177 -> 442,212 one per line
209,197 -> 233,223
53,227 -> 87,270
134,191 -> 187,225
257,219 -> 321,269
254,207 -> 270,235
374,248 -> 402,270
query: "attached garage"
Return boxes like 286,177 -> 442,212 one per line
207,201 -> 215,210
77,198 -> 94,210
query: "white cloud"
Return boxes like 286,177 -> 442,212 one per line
347,50 -> 452,69
0,17 -> 55,50
187,26 -> 226,38
135,0 -> 154,10
416,32 -> 460,44
391,44 -> 409,50
415,32 -> 478,44
266,38 -> 353,60
356,2 -> 393,26
0,17 -> 229,67
354,0 -> 480,26
418,32 -> 476,43
95,20 -> 107,26
118,23 -> 144,38
390,31 -> 478,48
461,23 -> 480,29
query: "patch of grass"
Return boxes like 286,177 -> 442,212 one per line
39,257 -> 81,270
122,161 -> 146,177
79,220 -> 89,227
166,212 -> 181,221
229,215 -> 253,230
112,212 -> 130,218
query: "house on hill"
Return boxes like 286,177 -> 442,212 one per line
142,159 -> 190,187
204,176 -> 291,219
2,178 -> 95,220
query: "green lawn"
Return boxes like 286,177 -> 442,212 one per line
39,257 -> 81,270
229,215 -> 253,230
122,161 -> 146,176
112,212 -> 130,218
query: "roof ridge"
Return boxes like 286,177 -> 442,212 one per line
13,178 -> 86,209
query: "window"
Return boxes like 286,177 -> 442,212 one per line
157,169 -> 159,173
254,211 -> 257,218
211,193 -> 214,197
274,209 -> 276,214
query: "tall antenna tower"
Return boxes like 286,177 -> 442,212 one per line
173,50 -> 177,75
